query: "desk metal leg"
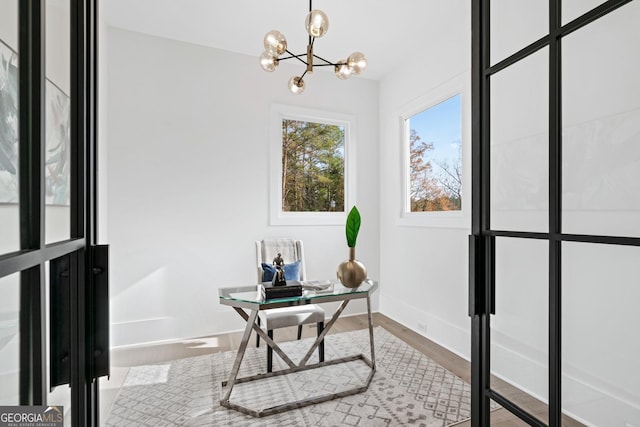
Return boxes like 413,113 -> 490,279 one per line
222,309 -> 258,402
299,299 -> 350,366
366,295 -> 376,367
231,307 -> 297,369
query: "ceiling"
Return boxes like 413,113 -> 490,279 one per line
103,0 -> 467,81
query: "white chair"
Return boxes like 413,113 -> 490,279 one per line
255,239 -> 325,372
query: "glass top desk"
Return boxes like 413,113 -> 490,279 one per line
218,279 -> 378,417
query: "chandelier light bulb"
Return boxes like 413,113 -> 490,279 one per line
264,30 -> 287,56
347,52 -> 367,75
288,76 -> 305,94
259,51 -> 279,72
334,61 -> 352,80
305,9 -> 329,38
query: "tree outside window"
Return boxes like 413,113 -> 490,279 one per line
270,105 -> 355,225
407,94 -> 462,212
281,119 -> 345,212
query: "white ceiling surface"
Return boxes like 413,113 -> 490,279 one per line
103,0 -> 466,81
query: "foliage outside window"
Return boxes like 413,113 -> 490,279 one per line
281,119 -> 344,212
406,94 -> 462,212
270,105 -> 355,225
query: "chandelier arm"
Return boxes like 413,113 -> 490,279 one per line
300,69 -> 309,80
312,54 -> 338,66
280,50 -> 309,66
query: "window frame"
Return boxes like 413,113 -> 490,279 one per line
398,72 -> 471,229
269,104 -> 356,226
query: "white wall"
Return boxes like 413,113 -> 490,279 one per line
378,2 -> 472,359
105,27 -> 380,348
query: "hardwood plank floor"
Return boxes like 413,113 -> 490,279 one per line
100,313 -> 585,426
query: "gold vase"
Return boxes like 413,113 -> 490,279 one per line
337,247 -> 367,288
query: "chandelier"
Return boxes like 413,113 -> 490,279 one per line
259,0 -> 367,95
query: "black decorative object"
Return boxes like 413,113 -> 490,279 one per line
259,281 -> 302,300
272,252 -> 287,286
272,267 -> 286,286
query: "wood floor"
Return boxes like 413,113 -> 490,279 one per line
100,313 -> 584,427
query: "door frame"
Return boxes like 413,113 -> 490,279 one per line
470,0 -> 638,426
0,0 -> 100,425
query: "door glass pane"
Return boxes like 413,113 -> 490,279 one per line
562,1 -> 640,238
45,261 -> 71,425
562,0 -> 607,25
0,273 -> 20,405
45,0 -> 71,244
562,242 -> 640,427
490,48 -> 549,233
492,237 -> 548,422
0,1 -> 20,254
490,0 -> 548,66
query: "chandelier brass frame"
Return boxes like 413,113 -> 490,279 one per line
259,0 -> 367,94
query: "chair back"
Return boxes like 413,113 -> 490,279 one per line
255,239 -> 307,282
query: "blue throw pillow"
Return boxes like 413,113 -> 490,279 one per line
284,259 -> 301,281
261,260 -> 301,282
261,263 -> 276,282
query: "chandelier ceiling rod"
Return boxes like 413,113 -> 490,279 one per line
259,0 -> 367,94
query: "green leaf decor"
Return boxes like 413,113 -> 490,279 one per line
346,206 -> 361,248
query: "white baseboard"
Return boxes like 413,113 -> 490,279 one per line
111,317 -> 177,349
379,292 -> 471,361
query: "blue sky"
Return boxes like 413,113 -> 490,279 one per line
409,94 -> 462,165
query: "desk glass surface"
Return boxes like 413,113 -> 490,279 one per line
219,279 -> 377,308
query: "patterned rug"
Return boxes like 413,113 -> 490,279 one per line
106,327 -> 474,426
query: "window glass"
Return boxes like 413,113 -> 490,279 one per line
405,94 -> 462,213
270,105 -> 355,225
281,119 -> 344,212
562,1 -> 640,238
0,1 -> 19,254
490,48 -> 549,233
490,0 -> 548,66
492,237 -> 549,419
45,0 -> 71,243
0,273 -> 20,405
562,0 -> 607,25
562,242 -> 640,427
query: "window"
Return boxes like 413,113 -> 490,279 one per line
281,119 -> 345,212
407,94 -> 462,212
399,73 -> 470,228
270,104 -> 355,225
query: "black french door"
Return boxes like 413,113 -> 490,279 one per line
0,0 -> 106,425
470,0 -> 639,426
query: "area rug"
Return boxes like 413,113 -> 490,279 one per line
106,327 -> 473,426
